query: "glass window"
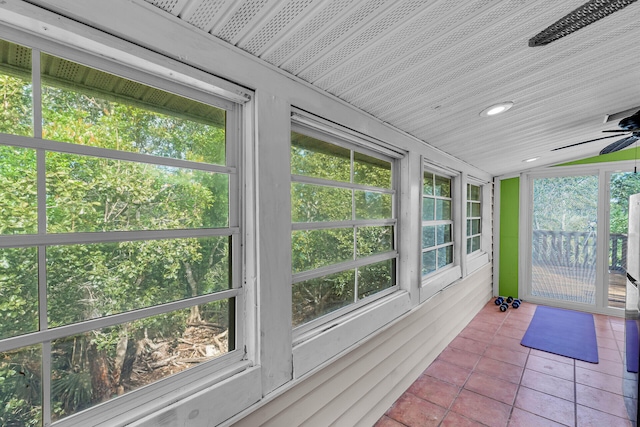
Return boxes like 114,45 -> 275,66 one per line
531,175 -> 598,305
291,130 -> 396,328
422,171 -> 454,276
467,183 -> 482,254
0,43 -> 241,426
0,39 -> 33,137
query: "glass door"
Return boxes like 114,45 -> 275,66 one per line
608,172 -> 640,308
530,175 -> 599,305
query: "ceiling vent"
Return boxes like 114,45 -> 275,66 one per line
529,0 -> 638,47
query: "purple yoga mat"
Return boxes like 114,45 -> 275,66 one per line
521,306 -> 598,363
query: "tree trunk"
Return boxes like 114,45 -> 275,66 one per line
184,261 -> 201,324
112,325 -> 129,395
87,341 -> 113,404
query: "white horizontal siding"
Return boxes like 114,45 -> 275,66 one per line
231,263 -> 492,426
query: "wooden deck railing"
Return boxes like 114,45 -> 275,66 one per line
532,230 -> 627,271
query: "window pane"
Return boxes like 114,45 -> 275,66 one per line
50,299 -> 233,421
46,153 -> 229,233
423,173 -> 433,195
436,199 -> 451,220
471,219 -> 481,234
0,146 -> 37,234
355,190 -> 392,220
422,197 -> 434,221
437,246 -> 453,268
467,238 -> 472,254
422,250 -> 436,276
357,226 -> 393,258
291,132 -> 350,182
531,175 -> 598,305
354,152 -> 391,189
358,259 -> 394,300
471,202 -> 481,217
608,172 -> 640,308
472,236 -> 481,252
434,175 -> 450,197
291,183 -> 351,222
41,53 -> 226,165
291,228 -> 353,273
0,345 -> 42,427
437,224 -> 452,245
0,247 -> 39,339
468,184 -> 480,201
47,237 -> 230,327
0,39 -> 32,137
292,270 -> 355,327
422,226 -> 435,248
467,219 -> 472,237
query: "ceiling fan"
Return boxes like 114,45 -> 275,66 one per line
552,110 -> 640,154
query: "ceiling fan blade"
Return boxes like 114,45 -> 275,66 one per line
602,129 -> 638,133
599,136 -> 639,155
551,134 -> 624,151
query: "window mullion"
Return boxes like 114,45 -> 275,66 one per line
34,47 -> 53,427
351,150 -> 358,302
291,174 -> 395,194
42,341 -> 52,427
0,289 -> 239,354
292,252 -> 397,284
0,134 -> 235,174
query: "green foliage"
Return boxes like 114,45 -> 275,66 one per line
0,75 -> 32,137
0,248 -> 38,340
358,260 -> 394,299
1,56 -> 231,424
533,176 -> 598,232
0,146 -> 37,234
292,270 -> 355,326
290,132 -> 395,326
610,172 -> 640,234
0,347 -> 42,427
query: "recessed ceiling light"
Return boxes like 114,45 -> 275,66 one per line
480,101 -> 514,117
523,157 -> 540,163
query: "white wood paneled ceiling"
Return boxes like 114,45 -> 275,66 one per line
30,0 -> 640,175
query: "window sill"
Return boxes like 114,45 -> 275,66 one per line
467,251 -> 489,274
57,360 -> 258,427
420,265 -> 462,302
292,290 -> 411,378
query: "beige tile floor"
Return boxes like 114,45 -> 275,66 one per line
375,300 -> 636,427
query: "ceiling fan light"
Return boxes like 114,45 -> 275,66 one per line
480,101 -> 514,117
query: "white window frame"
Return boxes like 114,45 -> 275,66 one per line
465,176 -> 491,274
519,166 -> 609,314
466,183 -> 483,255
0,29 -> 257,427
420,163 -> 462,302
289,110 -> 411,377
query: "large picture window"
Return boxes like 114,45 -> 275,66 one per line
290,128 -> 397,328
0,39 -> 242,426
422,171 -> 454,276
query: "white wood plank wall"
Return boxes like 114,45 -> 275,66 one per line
231,264 -> 492,427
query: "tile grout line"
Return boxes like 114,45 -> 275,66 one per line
436,302 -> 518,426
378,306 -> 631,427
437,305 -> 500,427
574,359 -> 578,427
